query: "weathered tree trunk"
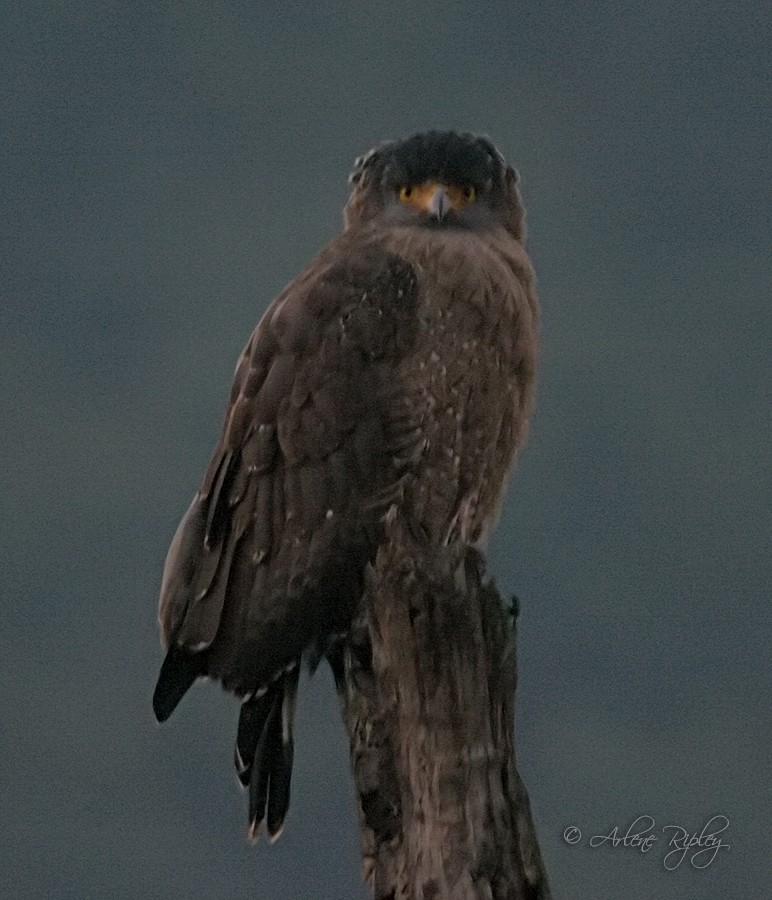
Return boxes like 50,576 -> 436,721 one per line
334,512 -> 551,900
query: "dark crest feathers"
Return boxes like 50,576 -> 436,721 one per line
349,130 -> 515,191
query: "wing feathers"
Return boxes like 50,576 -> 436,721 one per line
152,644 -> 207,722
252,474 -> 273,563
175,499 -> 245,648
204,450 -> 234,548
156,243 -> 420,707
157,496 -> 210,645
240,422 -> 278,475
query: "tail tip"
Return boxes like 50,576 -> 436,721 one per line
268,820 -> 286,844
248,816 -> 263,844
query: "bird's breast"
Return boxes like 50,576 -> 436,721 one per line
376,227 -> 538,546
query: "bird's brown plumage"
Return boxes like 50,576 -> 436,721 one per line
153,131 -> 539,839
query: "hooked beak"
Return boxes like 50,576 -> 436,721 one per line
428,186 -> 451,221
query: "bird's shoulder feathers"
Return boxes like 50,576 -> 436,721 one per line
157,235 -> 421,695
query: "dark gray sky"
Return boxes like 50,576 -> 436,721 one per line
3,2 -> 769,898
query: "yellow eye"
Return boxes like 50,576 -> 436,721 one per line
399,186 -> 414,202
461,185 -> 476,203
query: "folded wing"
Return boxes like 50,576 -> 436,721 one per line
154,239 -> 420,716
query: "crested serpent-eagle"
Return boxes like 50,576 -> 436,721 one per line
152,131 -> 539,840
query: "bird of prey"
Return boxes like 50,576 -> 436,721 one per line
153,130 -> 539,841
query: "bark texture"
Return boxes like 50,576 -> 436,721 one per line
335,512 -> 551,900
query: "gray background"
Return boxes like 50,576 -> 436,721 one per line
3,2 -> 769,898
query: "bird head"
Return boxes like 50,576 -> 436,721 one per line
344,131 -> 526,240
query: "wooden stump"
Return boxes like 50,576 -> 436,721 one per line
334,512 -> 551,900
